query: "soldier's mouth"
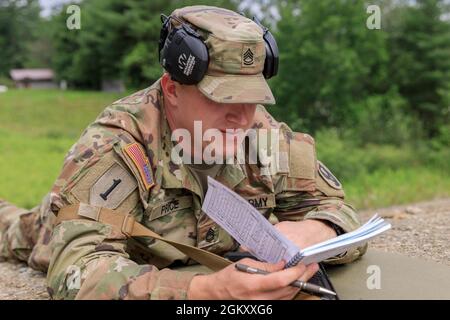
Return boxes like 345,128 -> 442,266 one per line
218,129 -> 247,137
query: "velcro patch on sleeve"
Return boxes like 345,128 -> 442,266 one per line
274,138 -> 290,174
288,140 -> 316,179
90,163 -> 138,209
123,143 -> 155,190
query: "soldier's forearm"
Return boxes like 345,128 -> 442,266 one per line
77,256 -> 198,299
47,253 -> 198,300
274,194 -> 367,264
303,201 -> 368,264
47,221 -> 199,300
303,199 -> 362,233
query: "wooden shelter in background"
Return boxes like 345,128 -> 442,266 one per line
10,69 -> 57,89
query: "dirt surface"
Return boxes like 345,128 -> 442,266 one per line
0,261 -> 48,300
359,198 -> 450,266
0,198 -> 449,300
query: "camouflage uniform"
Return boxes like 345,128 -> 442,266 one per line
0,6 -> 366,300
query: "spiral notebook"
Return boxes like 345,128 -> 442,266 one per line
202,177 -> 391,267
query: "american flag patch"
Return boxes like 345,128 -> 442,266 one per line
123,143 -> 154,190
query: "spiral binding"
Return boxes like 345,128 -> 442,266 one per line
285,252 -> 303,268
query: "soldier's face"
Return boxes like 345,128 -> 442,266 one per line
163,74 -> 257,162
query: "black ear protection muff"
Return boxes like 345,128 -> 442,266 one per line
252,16 -> 279,79
158,14 -> 209,85
158,13 -> 279,85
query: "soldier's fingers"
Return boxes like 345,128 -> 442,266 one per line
256,263 -> 307,291
279,265 -> 321,300
266,264 -> 319,300
239,258 -> 286,273
297,263 -> 319,282
277,287 -> 301,300
257,286 -> 300,300
238,245 -> 249,252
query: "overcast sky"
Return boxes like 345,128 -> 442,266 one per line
39,0 -> 75,17
39,0 -> 448,21
38,0 -> 271,18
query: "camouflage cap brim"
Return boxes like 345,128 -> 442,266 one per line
197,74 -> 275,105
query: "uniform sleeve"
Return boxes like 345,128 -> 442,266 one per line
46,126 -> 200,300
47,217 -> 198,299
272,131 -> 367,265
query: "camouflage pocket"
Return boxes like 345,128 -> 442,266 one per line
137,196 -> 197,268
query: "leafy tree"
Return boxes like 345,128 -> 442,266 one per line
51,0 -> 238,89
122,0 -> 238,88
270,0 -> 389,132
386,0 -> 450,137
0,0 -> 41,76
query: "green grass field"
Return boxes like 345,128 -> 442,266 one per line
1,89 -> 449,210
0,89 -> 124,208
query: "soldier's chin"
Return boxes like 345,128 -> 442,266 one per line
208,150 -> 235,164
220,140 -> 240,163
201,145 -> 237,164
222,148 -> 238,163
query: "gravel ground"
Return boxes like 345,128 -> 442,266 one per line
359,198 -> 450,266
0,198 -> 449,300
0,261 -> 48,300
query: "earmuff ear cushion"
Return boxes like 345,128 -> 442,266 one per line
262,30 -> 279,79
251,16 -> 279,79
159,19 -> 209,85
161,28 -> 209,85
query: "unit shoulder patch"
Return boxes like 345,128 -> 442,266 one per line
317,161 -> 342,190
90,163 -> 138,209
70,153 -> 140,212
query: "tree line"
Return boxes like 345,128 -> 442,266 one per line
0,0 -> 449,142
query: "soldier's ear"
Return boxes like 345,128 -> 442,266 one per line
161,72 -> 178,106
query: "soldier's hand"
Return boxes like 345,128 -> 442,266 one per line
187,258 -> 319,300
275,219 -> 337,249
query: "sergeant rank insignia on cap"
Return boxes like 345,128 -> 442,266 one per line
123,143 -> 155,190
242,46 -> 255,67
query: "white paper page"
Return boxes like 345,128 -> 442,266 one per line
202,177 -> 300,263
303,215 -> 389,253
300,223 -> 391,264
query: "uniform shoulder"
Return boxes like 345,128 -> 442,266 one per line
51,83 -> 164,214
252,104 -> 281,129
110,80 -> 162,110
252,105 -> 315,143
